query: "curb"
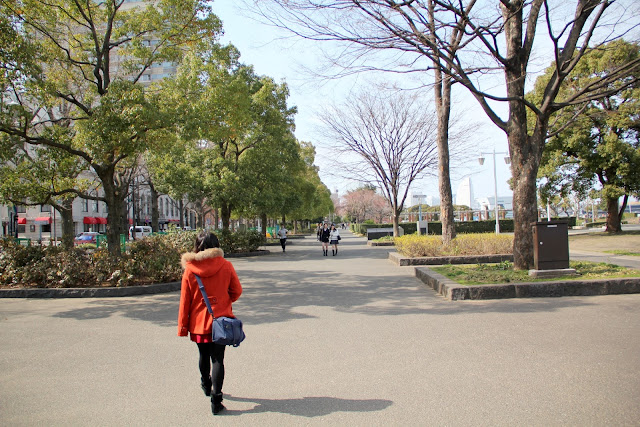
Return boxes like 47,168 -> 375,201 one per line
415,267 -> 640,301
368,241 -> 395,247
0,282 -> 181,299
226,250 -> 270,257
389,252 -> 513,266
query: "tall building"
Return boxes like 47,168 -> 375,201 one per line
456,177 -> 474,208
410,192 -> 427,206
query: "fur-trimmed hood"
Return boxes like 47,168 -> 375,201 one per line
181,248 -> 226,277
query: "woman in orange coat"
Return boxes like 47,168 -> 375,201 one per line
178,232 -> 242,415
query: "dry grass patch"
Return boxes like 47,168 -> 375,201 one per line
394,233 -> 513,258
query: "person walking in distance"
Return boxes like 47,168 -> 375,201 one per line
178,232 -> 243,416
277,224 -> 288,252
319,222 -> 331,256
329,224 -> 341,256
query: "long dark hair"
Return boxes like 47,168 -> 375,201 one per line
195,231 -> 220,253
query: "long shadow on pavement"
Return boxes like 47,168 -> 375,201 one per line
221,394 -> 393,417
48,231 -> 600,325
50,269 -> 599,327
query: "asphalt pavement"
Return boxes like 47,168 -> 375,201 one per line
1,231 -> 639,426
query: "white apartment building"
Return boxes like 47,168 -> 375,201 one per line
1,191 -> 189,240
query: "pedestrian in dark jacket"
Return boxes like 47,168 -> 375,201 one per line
319,223 -> 331,256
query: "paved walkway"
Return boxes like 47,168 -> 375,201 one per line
1,231 -> 639,425
571,248 -> 640,269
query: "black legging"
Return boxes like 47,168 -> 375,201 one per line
197,343 -> 225,396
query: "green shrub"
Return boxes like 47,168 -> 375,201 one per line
218,229 -> 265,253
394,233 -> 513,257
0,229 -> 266,289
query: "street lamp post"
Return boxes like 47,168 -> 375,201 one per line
417,195 -> 424,222
478,148 -> 510,234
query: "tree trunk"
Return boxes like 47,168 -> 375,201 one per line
220,203 -> 231,230
392,209 -> 401,237
605,195 -> 622,232
102,174 -> 127,257
502,4 -> 545,270
435,75 -> 456,244
149,181 -> 159,232
58,200 -> 75,250
260,213 -> 267,238
510,154 -> 540,269
196,201 -> 205,229
179,199 -> 184,228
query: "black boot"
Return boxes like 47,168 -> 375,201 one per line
201,376 -> 212,397
332,249 -> 335,256
212,393 -> 225,415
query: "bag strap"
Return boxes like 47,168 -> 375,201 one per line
193,273 -> 216,319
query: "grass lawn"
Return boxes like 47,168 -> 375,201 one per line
569,230 -> 640,253
432,261 -> 640,285
603,250 -> 640,256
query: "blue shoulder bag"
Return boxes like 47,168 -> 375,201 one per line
193,274 -> 245,347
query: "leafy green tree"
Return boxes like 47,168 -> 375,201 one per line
0,0 -> 221,255
536,40 -> 640,232
1,9 -> 86,247
158,47 -> 297,230
237,131 -> 304,235
0,126 -> 87,248
285,141 -> 334,228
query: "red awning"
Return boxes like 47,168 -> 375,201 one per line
34,217 -> 52,225
17,217 -> 26,224
83,217 -> 97,224
96,217 -> 107,224
168,219 -> 179,223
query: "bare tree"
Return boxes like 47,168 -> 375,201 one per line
252,0 -> 472,243
320,90 -> 438,236
254,0 -> 640,269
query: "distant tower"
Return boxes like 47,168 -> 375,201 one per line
456,177 -> 474,208
331,188 -> 339,203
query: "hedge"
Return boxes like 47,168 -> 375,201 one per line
351,217 -> 577,235
351,223 -> 418,235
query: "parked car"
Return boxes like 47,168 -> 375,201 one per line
129,225 -> 153,240
74,232 -> 101,245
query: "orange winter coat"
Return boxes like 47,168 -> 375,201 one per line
178,248 -> 242,337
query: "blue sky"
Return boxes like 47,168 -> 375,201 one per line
212,2 -> 517,204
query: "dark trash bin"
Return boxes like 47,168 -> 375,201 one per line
532,221 -> 570,270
